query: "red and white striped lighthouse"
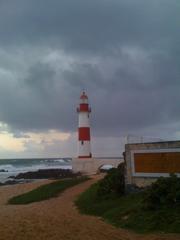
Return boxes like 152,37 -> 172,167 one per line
77,91 -> 92,158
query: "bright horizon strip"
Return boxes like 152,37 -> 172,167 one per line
0,132 -> 25,152
0,129 -> 71,153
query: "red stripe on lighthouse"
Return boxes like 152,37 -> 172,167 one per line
79,103 -> 89,112
78,127 -> 90,140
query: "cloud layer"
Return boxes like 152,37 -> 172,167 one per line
0,0 -> 180,157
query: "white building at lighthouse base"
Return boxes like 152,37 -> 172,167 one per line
72,157 -> 123,175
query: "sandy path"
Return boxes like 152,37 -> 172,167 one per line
0,176 -> 179,240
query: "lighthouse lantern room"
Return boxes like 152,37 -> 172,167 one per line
77,91 -> 92,158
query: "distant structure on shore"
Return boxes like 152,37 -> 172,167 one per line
77,91 -> 92,158
72,91 -> 122,174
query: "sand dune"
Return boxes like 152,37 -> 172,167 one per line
0,176 -> 179,240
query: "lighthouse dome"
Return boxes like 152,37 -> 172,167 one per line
80,91 -> 88,99
80,91 -> 88,103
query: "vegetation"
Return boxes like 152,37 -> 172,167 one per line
143,173 -> 180,210
97,163 -> 125,198
9,176 -> 89,205
76,172 -> 180,234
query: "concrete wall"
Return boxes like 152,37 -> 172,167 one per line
72,157 -> 123,175
125,141 -> 180,187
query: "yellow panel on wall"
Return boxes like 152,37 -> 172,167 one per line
134,152 -> 180,173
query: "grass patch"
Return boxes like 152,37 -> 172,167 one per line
8,176 -> 89,205
75,182 -> 180,234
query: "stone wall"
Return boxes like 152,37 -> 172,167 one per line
125,141 -> 180,187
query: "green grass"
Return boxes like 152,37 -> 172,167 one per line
8,176 -> 89,205
75,182 -> 180,234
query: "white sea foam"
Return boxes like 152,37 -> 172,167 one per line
100,164 -> 113,170
0,164 -> 14,170
0,158 -> 72,182
53,159 -> 65,163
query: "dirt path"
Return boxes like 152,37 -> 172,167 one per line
0,176 -> 179,240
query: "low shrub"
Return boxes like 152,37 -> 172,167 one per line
76,172 -> 180,233
97,163 -> 125,197
8,176 -> 89,204
143,174 -> 180,210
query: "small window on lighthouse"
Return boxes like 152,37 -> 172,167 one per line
81,141 -> 84,145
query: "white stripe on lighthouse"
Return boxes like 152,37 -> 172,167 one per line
78,112 -> 90,127
78,141 -> 91,157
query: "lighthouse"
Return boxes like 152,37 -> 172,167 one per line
77,91 -> 92,158
72,91 -> 121,174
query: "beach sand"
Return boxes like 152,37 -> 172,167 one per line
0,176 -> 179,240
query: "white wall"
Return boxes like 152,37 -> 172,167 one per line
78,141 -> 91,156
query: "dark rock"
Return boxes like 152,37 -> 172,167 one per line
0,180 -> 19,186
14,169 -> 81,179
3,180 -> 18,185
0,169 -> 8,172
0,179 -> 35,186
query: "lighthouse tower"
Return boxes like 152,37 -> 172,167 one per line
72,91 -> 122,174
77,91 -> 92,158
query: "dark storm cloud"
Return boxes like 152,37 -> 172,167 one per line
0,60 -> 77,132
0,0 -> 179,52
0,0 -> 179,138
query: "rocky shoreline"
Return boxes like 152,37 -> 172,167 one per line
0,169 -> 81,186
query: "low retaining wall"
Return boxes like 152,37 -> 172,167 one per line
125,141 -> 180,187
72,157 -> 123,175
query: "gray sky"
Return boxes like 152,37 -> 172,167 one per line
0,0 -> 180,158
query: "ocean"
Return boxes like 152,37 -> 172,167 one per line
0,158 -> 72,183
